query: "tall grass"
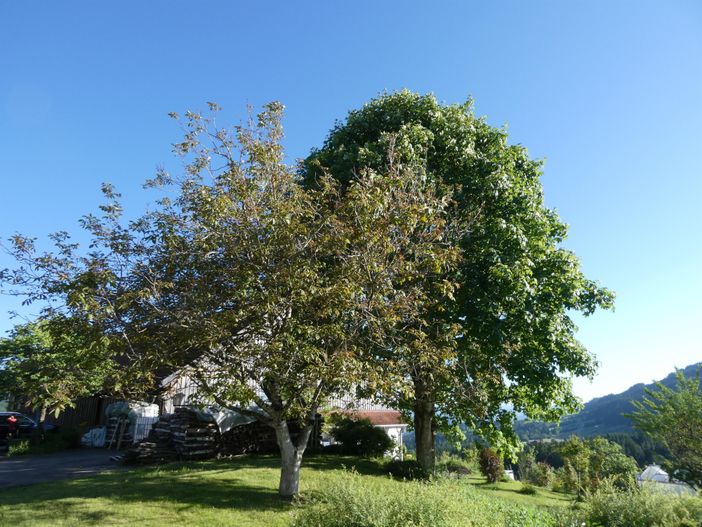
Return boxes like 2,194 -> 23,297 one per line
555,481 -> 702,527
292,469 -> 557,527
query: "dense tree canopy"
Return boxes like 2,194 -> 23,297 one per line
0,317 -> 114,423
1,91 -> 614,488
303,91 -> 614,467
629,369 -> 702,489
1,102 -> 456,497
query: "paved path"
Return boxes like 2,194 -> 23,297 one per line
0,449 -> 122,489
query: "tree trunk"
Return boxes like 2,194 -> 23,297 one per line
31,406 -> 48,445
274,420 -> 313,498
413,380 -> 436,473
414,402 -> 435,473
38,406 -> 47,430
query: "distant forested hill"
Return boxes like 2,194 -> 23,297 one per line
515,362 -> 701,440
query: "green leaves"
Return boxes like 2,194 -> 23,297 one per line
628,369 -> 702,488
303,90 -> 614,457
0,317 -> 115,416
1,100 -> 458,436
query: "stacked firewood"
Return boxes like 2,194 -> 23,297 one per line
219,416 -> 323,455
220,421 -> 278,455
122,438 -> 178,464
152,413 -> 173,441
170,407 -> 220,459
123,409 -> 220,464
124,410 -> 322,464
123,413 -> 177,464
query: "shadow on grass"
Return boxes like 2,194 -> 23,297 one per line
0,501 -> 115,526
301,454 -> 387,476
0,454 -> 388,524
469,479 -> 575,507
186,453 -> 386,476
0,463 -> 286,526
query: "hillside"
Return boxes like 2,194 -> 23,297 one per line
516,362 -> 701,440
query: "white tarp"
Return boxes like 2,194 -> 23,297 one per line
81,426 -> 106,447
206,407 -> 255,434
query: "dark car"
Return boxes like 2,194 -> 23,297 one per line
0,412 -> 56,441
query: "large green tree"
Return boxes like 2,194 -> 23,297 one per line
1,102 -> 456,497
628,369 -> 702,489
303,91 -> 614,470
0,317 -> 114,426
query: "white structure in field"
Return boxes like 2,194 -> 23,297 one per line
636,465 -> 696,495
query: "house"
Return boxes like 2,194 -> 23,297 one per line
160,370 -> 408,456
8,366 -> 408,454
637,464 -> 669,484
354,409 -> 407,456
9,395 -> 124,430
636,464 -> 696,495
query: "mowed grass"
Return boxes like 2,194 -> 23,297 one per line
462,473 -> 573,508
0,456 -> 572,527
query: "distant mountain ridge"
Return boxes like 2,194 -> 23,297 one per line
515,362 -> 702,440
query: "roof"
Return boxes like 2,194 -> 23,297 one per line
638,465 -> 669,482
355,410 -> 406,427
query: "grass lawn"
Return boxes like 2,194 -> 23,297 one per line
0,455 -> 573,527
463,473 -> 573,508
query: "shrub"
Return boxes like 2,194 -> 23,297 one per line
436,452 -> 474,477
329,416 -> 394,457
550,468 -> 566,493
552,464 -> 579,494
7,439 -> 30,456
461,445 -> 480,467
558,435 -> 639,495
519,483 -> 537,495
524,461 -> 553,487
385,459 -> 428,480
479,447 -> 504,483
7,428 -> 81,456
53,427 -> 82,449
321,443 -> 344,455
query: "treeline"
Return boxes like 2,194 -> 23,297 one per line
406,427 -> 670,471
601,431 -> 670,467
526,431 -> 670,470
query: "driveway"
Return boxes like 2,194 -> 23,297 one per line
0,449 -> 122,489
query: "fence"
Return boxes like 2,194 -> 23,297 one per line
132,416 -> 160,443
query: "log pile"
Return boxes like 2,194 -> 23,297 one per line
123,413 -> 177,464
170,407 -> 220,459
123,438 -> 178,464
123,408 -> 220,464
219,415 -> 323,455
124,410 -> 322,464
220,421 -> 278,455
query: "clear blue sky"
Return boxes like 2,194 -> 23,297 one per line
1,1 -> 700,402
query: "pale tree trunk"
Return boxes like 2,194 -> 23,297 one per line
31,406 -> 48,445
413,379 -> 435,473
274,420 -> 313,498
38,406 -> 47,430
